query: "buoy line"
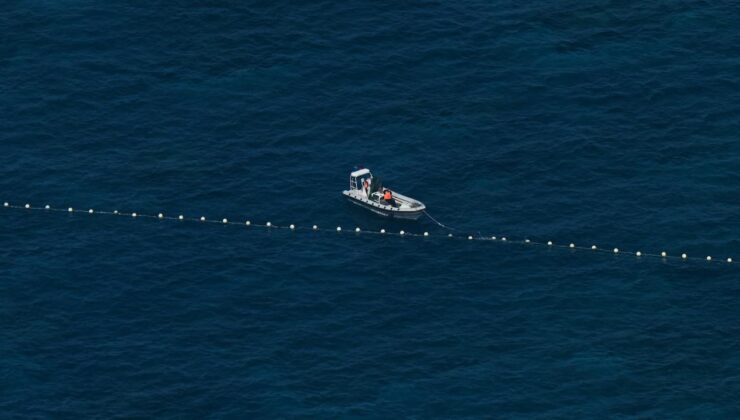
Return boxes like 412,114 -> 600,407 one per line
2,201 -> 735,266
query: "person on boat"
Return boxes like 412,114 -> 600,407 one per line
383,189 -> 396,207
362,179 -> 370,198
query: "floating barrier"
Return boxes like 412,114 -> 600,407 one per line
1,202 -> 735,266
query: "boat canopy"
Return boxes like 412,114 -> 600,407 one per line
350,168 -> 371,178
349,168 -> 374,191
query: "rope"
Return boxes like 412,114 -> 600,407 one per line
423,210 -> 458,232
1,201 -> 735,266
425,211 -> 493,241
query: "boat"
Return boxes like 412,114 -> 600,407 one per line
342,168 -> 426,220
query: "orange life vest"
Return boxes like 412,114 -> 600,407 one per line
384,191 -> 392,200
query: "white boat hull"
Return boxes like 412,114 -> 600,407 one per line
343,190 -> 425,220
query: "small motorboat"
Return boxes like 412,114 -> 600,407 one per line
342,168 -> 426,220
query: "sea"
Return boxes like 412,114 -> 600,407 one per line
2,1 -> 740,417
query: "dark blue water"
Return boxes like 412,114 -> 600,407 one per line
2,1 -> 740,417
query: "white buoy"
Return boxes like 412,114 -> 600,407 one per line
88,209 -> 93,214
179,215 -> 184,220
3,202 -> 7,207
380,229 -> 386,234
45,205 -> 50,209
312,225 -> 317,230
448,233 -> 453,237
266,222 -> 271,227
728,258 -> 733,263
661,251 -> 667,257
68,207 -> 73,212
613,248 -> 619,254
158,213 -> 164,219
502,237 -> 507,242
200,216 -> 206,221
355,227 -> 360,232
569,243 -> 575,248
547,241 -> 553,246
222,218 -> 228,224
246,221 -> 251,226
113,210 -> 118,214
132,212 -> 137,218
424,232 -> 429,237
291,224 -> 296,230
636,251 -> 642,257
706,256 -> 712,261
400,230 -> 405,236
492,236 -> 497,240
468,235 -> 473,240
682,253 -> 687,259
25,204 -> 30,209
336,226 -> 342,232
525,239 -> 530,243
591,245 -> 597,250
